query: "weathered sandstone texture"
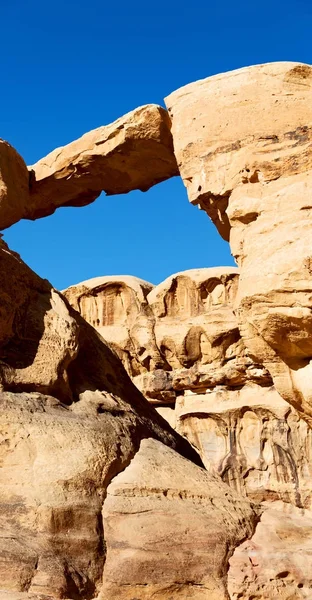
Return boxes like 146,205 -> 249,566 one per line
0,140 -> 29,230
1,392 -> 256,599
102,438 -> 255,599
166,61 -> 312,424
228,501 -> 312,599
64,274 -> 162,377
26,104 -> 178,223
2,59 -> 312,600
65,268 -> 312,509
0,240 -> 258,598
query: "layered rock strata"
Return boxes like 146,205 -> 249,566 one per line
102,438 -> 255,600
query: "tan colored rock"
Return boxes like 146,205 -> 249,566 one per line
0,238 -> 199,462
229,171 -> 312,425
101,438 -> 257,600
27,105 -> 178,222
0,237 -> 258,599
0,391 -> 203,598
177,385 -> 312,507
165,62 -> 312,239
0,140 -> 29,230
65,267 -> 243,398
64,274 -> 164,377
147,267 -> 239,370
0,237 -> 79,402
228,501 -> 312,599
166,62 -> 312,424
66,267 -> 312,507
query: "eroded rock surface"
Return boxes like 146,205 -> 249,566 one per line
27,104 -> 178,223
64,274 -> 163,377
0,390 -> 259,598
0,140 -> 29,230
0,239 -> 260,599
65,268 -> 312,508
1,392 -> 235,598
166,62 -> 312,425
2,60 -> 312,600
102,438 -> 256,600
228,501 -> 312,599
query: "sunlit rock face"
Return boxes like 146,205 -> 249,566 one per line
27,104 -> 178,225
0,140 -> 29,229
0,105 -> 178,230
64,274 -> 164,377
1,239 -> 258,599
101,438 -> 256,600
165,62 -> 312,425
65,267 -> 312,508
228,501 -> 312,600
2,59 -> 312,600
1,392 -> 257,600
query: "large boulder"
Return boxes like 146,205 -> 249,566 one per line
2,392 -> 252,599
101,438 -> 256,600
27,104 -> 178,223
165,62 -> 312,423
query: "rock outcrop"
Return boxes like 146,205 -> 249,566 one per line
2,59 -> 312,599
0,392 -> 257,599
166,61 -> 312,426
0,105 -> 178,230
102,438 -> 255,600
64,274 -> 163,377
0,239 -> 259,598
65,268 -> 312,509
228,501 -> 312,599
27,105 -> 178,223
0,140 -> 29,230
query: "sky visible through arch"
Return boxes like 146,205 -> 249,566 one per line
2,0 -> 311,290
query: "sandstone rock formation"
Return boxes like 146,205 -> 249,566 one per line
0,392 -> 256,599
2,59 -> 312,599
102,438 -> 255,600
0,140 -> 29,230
65,268 -> 312,509
26,105 -> 178,224
0,239 -> 259,598
228,501 -> 312,599
166,61 -> 312,426
64,274 -> 163,377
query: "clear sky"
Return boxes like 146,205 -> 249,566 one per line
2,0 -> 311,289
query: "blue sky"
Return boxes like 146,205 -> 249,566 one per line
2,0 -> 311,289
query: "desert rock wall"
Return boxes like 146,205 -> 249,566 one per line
65,267 -> 312,509
165,61 -> 312,425
1,60 -> 312,599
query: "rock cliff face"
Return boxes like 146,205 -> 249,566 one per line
0,140 -> 29,230
1,59 -> 312,599
165,61 -> 312,426
0,240 -> 257,598
65,268 -> 312,509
